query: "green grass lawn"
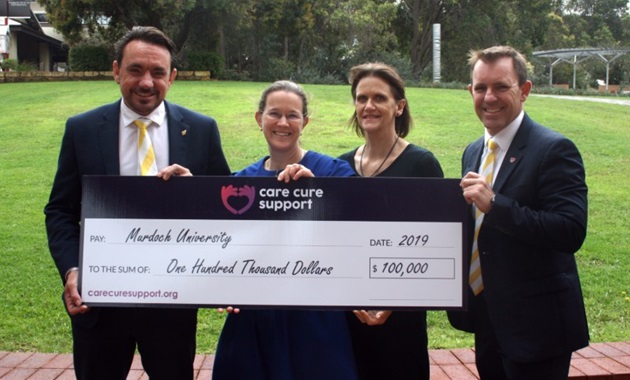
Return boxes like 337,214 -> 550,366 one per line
0,80 -> 628,353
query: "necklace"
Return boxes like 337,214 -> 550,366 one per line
359,135 -> 399,177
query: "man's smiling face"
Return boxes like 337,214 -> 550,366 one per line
469,56 -> 531,135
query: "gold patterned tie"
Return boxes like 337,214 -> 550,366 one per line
469,138 -> 497,295
133,119 -> 158,176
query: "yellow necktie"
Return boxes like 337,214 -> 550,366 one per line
469,138 -> 497,295
133,119 -> 158,176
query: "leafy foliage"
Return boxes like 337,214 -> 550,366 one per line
185,51 -> 224,78
1,58 -> 37,71
38,0 -> 630,84
2,58 -> 18,71
69,45 -> 111,71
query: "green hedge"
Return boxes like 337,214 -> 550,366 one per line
186,51 -> 223,78
69,45 -> 111,72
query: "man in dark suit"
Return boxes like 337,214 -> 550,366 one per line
448,45 -> 589,379
44,26 -> 230,380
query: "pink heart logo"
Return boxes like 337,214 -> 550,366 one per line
221,185 -> 256,215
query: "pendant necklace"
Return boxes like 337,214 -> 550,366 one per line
359,135 -> 399,177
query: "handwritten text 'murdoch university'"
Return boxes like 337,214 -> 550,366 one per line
125,227 -> 232,248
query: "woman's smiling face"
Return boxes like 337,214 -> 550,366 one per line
256,90 -> 309,154
354,76 -> 405,135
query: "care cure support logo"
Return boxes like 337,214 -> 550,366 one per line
221,184 -> 324,215
221,185 -> 256,215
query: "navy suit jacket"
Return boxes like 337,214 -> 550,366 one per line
45,99 -> 230,304
448,113 -> 589,362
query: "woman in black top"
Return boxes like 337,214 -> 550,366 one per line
339,62 -> 443,380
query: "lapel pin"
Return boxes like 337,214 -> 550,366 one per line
181,129 -> 187,136
510,157 -> 516,163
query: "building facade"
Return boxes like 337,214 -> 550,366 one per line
1,1 -> 67,71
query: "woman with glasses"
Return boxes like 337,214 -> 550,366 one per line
212,80 -> 358,380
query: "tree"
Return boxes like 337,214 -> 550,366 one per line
36,0 -> 628,84
332,0 -> 400,61
538,12 -> 576,50
39,0 -> 196,45
564,0 -> 630,43
401,0 -> 448,80
439,0 -> 514,82
511,0 -> 555,50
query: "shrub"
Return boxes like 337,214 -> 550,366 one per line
1,59 -> 37,71
256,57 -> 296,82
186,51 -> 224,78
17,61 -> 37,71
293,68 -> 344,85
69,45 -> 111,71
2,58 -> 18,71
217,69 -> 251,81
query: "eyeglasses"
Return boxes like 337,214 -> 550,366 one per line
263,110 -> 303,122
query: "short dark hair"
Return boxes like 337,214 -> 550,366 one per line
114,26 -> 178,69
258,80 -> 309,117
468,45 -> 529,86
347,62 -> 412,138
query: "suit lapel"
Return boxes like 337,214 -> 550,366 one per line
464,138 -> 484,175
493,114 -> 532,192
97,101 -> 121,175
165,101 -> 190,166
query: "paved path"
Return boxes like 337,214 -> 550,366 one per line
532,94 -> 630,106
1,341 -> 629,379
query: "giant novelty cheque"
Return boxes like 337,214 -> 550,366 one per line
80,175 -> 468,310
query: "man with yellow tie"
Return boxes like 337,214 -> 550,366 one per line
448,45 -> 589,379
44,26 -> 230,380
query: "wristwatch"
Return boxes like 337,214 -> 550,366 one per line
65,267 -> 79,281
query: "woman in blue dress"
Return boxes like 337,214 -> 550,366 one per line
212,80 -> 358,380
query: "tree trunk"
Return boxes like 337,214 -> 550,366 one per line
408,0 -> 443,80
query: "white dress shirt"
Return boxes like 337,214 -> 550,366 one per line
481,111 -> 524,186
119,100 -> 169,175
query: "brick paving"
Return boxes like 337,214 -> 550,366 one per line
1,342 -> 629,379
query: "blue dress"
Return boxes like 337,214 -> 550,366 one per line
213,151 -> 358,380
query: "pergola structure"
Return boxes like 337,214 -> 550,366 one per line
532,47 -> 630,90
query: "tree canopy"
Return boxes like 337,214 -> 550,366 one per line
39,0 -> 630,86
